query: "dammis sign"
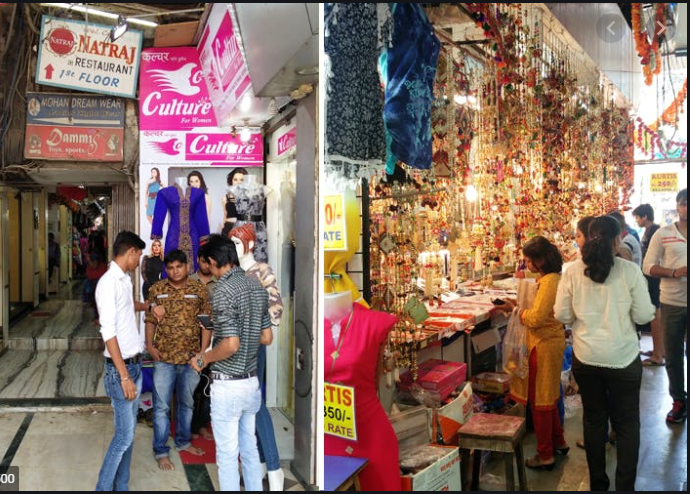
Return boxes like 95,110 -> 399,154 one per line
35,16 -> 143,98
24,92 -> 125,161
139,47 -> 217,130
140,129 -> 263,166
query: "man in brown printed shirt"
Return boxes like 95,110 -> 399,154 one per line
144,249 -> 212,471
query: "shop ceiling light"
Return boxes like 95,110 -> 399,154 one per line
41,3 -> 158,28
240,119 -> 251,143
110,15 -> 128,43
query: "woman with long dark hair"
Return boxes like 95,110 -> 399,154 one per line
495,236 -> 569,470
147,167 -> 164,224
555,215 -> 655,491
187,170 -> 212,220
220,167 -> 248,236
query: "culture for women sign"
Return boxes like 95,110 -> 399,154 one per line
35,15 -> 143,98
140,129 -> 263,166
24,92 -> 125,161
197,4 -> 252,125
139,47 -> 217,130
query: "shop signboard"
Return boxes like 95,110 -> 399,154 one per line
197,4 -> 252,125
24,92 -> 125,161
139,47 -> 217,130
650,173 -> 678,192
140,129 -> 263,166
324,194 -> 347,251
268,121 -> 297,161
35,15 -> 143,98
324,383 -> 357,441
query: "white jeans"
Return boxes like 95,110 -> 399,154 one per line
211,376 -> 262,491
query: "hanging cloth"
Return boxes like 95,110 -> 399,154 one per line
382,3 -> 440,172
324,3 -> 392,187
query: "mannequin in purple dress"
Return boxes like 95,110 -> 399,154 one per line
151,176 -> 210,273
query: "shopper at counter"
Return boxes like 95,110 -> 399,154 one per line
495,236 -> 568,471
554,215 -> 655,491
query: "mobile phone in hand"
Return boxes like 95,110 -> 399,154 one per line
197,314 -> 213,330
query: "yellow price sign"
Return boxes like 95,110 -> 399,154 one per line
324,194 -> 347,251
650,173 -> 678,192
324,383 -> 357,441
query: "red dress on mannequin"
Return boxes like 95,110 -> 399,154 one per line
324,303 -> 400,491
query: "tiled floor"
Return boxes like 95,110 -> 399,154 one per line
0,281 -> 305,491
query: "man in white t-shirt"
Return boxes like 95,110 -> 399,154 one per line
95,231 -> 146,491
643,189 -> 687,424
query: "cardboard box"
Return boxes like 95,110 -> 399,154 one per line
427,382 -> 474,446
400,445 -> 462,491
473,371 -> 511,394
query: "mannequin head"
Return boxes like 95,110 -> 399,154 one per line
324,291 -> 353,324
187,170 -> 208,193
227,167 -> 248,187
229,223 -> 256,264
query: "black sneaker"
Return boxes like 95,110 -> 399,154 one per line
666,400 -> 687,423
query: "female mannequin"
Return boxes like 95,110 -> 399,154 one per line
228,174 -> 272,262
324,297 -> 401,491
151,176 -> 210,273
229,224 -> 284,491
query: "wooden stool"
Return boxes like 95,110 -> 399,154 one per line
324,455 -> 369,491
457,413 -> 528,491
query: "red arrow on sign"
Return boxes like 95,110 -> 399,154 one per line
44,64 -> 54,79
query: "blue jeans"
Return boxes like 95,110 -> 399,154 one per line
661,303 -> 688,402
152,361 -> 200,458
256,344 -> 281,471
211,376 -> 262,491
96,361 -> 142,491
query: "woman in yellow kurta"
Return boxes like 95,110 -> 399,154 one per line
498,236 -> 568,470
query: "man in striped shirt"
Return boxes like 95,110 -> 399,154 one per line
190,234 -> 273,491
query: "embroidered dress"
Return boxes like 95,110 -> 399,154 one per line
229,183 -> 269,263
151,184 -> 210,273
324,3 -> 392,188
381,3 -> 440,172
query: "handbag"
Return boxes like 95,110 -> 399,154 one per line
404,296 -> 429,325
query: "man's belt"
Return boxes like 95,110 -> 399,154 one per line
105,354 -> 142,366
236,214 -> 263,222
211,370 -> 257,381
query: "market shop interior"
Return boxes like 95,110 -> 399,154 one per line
322,3 -> 686,492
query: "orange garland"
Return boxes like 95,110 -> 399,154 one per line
632,3 -> 666,86
650,79 -> 687,130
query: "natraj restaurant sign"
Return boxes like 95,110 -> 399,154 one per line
140,129 -> 263,166
25,92 -> 125,161
35,15 -> 143,98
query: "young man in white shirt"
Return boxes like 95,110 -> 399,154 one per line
643,189 -> 688,423
95,230 -> 146,491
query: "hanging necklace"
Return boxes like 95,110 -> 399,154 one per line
329,309 -> 354,382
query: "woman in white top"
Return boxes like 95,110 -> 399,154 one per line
554,215 -> 655,491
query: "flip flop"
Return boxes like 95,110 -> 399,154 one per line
642,358 -> 665,366
640,350 -> 653,357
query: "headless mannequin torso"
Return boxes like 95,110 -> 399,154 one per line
324,291 -> 353,345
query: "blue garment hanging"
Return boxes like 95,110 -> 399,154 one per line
382,3 -> 440,171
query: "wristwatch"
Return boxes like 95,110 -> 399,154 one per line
196,355 -> 204,369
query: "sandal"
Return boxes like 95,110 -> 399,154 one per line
642,358 -> 665,366
525,454 -> 555,471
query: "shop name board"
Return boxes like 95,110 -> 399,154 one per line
140,129 -> 263,166
277,128 -> 297,157
324,383 -> 357,441
324,194 -> 347,251
197,4 -> 252,125
139,48 -> 217,130
25,92 -> 124,161
35,15 -> 143,98
650,173 -> 678,192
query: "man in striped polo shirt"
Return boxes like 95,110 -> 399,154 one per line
191,234 -> 273,491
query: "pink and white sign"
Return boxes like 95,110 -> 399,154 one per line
139,48 -> 217,130
277,128 -> 297,157
197,4 -> 252,125
140,129 -> 263,166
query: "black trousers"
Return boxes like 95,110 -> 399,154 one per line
191,367 -> 211,434
572,354 -> 642,491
